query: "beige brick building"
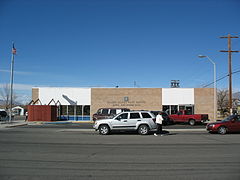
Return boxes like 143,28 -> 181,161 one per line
32,87 -> 214,120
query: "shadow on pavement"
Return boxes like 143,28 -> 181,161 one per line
109,130 -> 178,136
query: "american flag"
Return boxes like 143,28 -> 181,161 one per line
12,43 -> 16,55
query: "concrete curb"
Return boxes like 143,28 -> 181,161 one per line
5,123 -> 28,128
0,121 -> 28,128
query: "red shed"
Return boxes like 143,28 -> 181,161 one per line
28,105 -> 57,121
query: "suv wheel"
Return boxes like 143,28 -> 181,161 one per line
99,125 -> 110,135
189,119 -> 196,126
138,125 -> 149,135
218,126 -> 227,135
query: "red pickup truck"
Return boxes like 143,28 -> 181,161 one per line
168,110 -> 209,125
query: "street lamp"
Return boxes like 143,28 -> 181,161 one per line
198,55 -> 217,121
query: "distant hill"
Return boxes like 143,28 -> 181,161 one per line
233,92 -> 240,99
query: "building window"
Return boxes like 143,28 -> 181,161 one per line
185,106 -> 194,115
162,105 -> 194,115
68,106 -> 74,115
60,105 -> 67,115
84,106 -> 90,115
76,106 -> 82,115
59,105 -> 90,116
179,105 -> 185,112
163,105 -> 170,114
170,105 -> 178,114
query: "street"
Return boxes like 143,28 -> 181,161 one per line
0,124 -> 240,180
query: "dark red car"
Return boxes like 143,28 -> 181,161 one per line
206,115 -> 240,134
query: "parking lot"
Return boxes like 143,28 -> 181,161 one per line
0,123 -> 240,180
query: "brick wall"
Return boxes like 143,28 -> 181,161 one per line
194,88 -> 214,121
91,88 -> 162,117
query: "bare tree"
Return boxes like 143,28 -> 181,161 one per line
217,89 -> 228,115
217,89 -> 239,116
0,84 -> 18,110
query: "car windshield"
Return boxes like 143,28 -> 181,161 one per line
221,115 -> 236,122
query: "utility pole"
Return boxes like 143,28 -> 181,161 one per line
9,43 -> 17,123
220,34 -> 239,114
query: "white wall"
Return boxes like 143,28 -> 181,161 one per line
162,88 -> 194,105
38,87 -> 91,105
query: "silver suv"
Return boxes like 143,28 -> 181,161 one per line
93,111 -> 157,135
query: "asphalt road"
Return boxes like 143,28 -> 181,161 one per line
0,124 -> 240,180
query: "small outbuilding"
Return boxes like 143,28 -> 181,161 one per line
12,106 -> 25,116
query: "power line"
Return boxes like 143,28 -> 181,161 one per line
202,69 -> 240,88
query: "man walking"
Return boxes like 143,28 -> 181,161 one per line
154,112 -> 163,136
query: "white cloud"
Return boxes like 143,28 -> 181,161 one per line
13,84 -> 33,91
0,83 -> 33,91
0,69 -> 32,75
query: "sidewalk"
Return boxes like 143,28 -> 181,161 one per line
0,119 -> 94,129
0,119 -> 28,129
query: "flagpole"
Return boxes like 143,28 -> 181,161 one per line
9,43 -> 15,123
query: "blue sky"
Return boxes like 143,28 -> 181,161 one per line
0,0 -> 240,103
